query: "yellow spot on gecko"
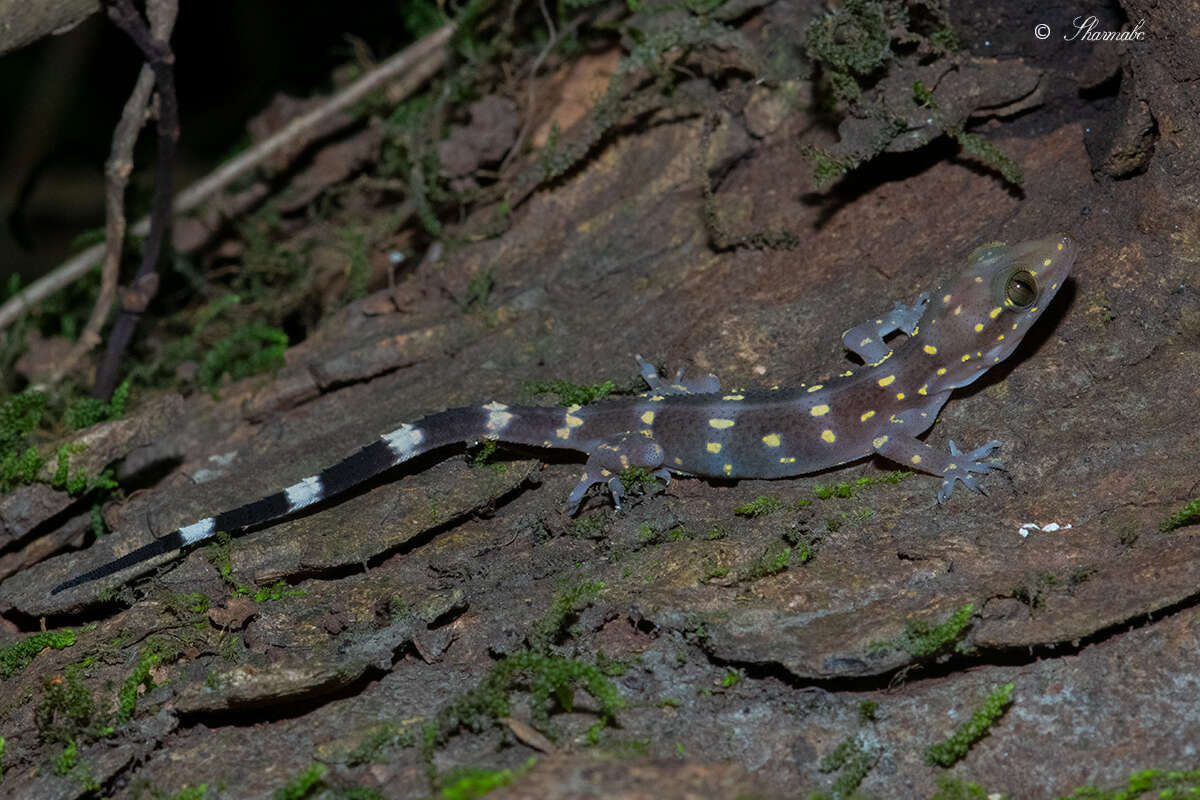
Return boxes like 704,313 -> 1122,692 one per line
974,276 -> 984,283
811,404 -> 830,417
942,294 -> 952,304
860,337 -> 873,346
937,367 -> 947,375
953,304 -> 963,316
762,433 -> 781,447
878,375 -> 895,387
649,395 -> 665,402
1043,258 -> 1052,267
896,392 -> 906,401
619,455 -> 629,469
990,306 -> 1003,319
911,454 -> 922,465
709,418 -> 735,429
780,456 -> 796,464
923,344 -> 938,355
722,394 -> 745,401
706,442 -> 722,454
961,353 -> 971,362
723,463 -> 733,475
974,323 -> 984,332
873,435 -> 888,448
1057,241 -> 1064,251
640,411 -> 655,425
918,384 -> 928,395
996,334 -> 1005,341
1013,322 -> 1020,330
807,385 -> 823,393
840,370 -> 855,377
566,414 -> 584,427
860,410 -> 876,422
821,429 -> 836,443
673,457 -> 683,465
556,427 -> 570,440
601,468 -> 612,477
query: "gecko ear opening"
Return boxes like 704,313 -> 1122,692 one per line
1004,269 -> 1037,308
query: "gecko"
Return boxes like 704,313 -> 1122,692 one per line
52,233 -> 1077,595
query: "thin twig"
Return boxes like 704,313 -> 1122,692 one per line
47,65 -> 157,386
0,22 -> 455,335
90,0 -> 179,400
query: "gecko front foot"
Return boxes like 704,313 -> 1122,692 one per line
564,433 -> 666,514
937,440 -> 1004,503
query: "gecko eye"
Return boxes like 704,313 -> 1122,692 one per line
1005,270 -> 1037,308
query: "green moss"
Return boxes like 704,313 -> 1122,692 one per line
813,734 -> 879,799
339,226 -> 371,304
1160,497 -> 1200,532
0,389 -> 47,449
925,682 -> 1013,767
735,495 -> 784,517
814,471 -> 912,501
857,700 -> 878,723
949,128 -> 1023,187
253,581 -> 307,603
162,591 -> 211,620
523,379 -> 617,407
65,380 -> 131,431
117,644 -> 166,723
207,531 -> 251,597
912,80 -> 938,109
720,670 -> 741,688
889,602 -> 975,659
469,438 -> 499,468
740,546 -> 792,581
0,390 -> 48,492
929,775 -> 989,800
0,735 -> 5,784
424,649 -> 623,763
197,322 -> 288,392
441,757 -> 536,800
54,739 -> 79,776
570,514 -> 607,539
35,667 -> 102,745
165,786 -> 211,800
1,628 -> 79,679
804,147 -> 853,192
274,763 -> 328,800
347,721 -> 418,765
617,464 -> 663,496
49,441 -> 118,495
805,0 -> 890,104
1057,768 -> 1200,799
528,580 -> 604,653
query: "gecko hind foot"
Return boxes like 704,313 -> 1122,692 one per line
635,355 -> 720,395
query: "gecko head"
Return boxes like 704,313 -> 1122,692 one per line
929,233 -> 1077,390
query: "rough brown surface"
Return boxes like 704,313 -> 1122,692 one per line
2,1 -> 1199,798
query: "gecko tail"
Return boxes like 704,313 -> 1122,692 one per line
51,403 -> 567,596
51,533 -> 182,594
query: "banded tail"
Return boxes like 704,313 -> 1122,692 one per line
51,402 -> 570,594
